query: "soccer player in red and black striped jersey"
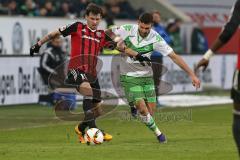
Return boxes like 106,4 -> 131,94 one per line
195,0 -> 240,156
30,3 -> 113,143
30,3 -> 150,144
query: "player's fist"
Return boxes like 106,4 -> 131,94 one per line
116,39 -> 125,51
191,75 -> 201,89
194,58 -> 209,73
135,53 -> 151,66
30,43 -> 41,56
135,53 -> 150,62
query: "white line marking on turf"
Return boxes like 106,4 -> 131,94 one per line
0,122 -> 74,131
112,95 -> 233,107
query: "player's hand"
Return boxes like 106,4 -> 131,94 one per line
116,39 -> 125,51
135,53 -> 151,66
194,58 -> 209,73
30,43 -> 41,56
191,75 -> 201,89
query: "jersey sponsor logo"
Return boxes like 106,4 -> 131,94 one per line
82,35 -> 100,43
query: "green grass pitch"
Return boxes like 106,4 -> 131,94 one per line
0,104 -> 239,160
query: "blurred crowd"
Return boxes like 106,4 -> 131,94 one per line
0,0 -> 207,55
0,0 -> 143,19
157,17 -> 208,55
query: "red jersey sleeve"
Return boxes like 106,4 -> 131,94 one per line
59,22 -> 81,37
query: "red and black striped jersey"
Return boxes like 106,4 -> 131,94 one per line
59,21 -> 106,76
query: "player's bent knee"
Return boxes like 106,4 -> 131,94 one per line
79,82 -> 93,96
147,102 -> 156,115
135,99 -> 148,115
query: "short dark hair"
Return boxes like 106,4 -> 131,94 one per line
85,3 -> 103,17
139,12 -> 153,24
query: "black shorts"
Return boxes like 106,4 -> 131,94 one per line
231,70 -> 240,104
65,69 -> 101,103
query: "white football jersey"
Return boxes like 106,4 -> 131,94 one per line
112,24 -> 173,77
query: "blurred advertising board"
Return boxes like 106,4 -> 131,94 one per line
0,55 -> 237,105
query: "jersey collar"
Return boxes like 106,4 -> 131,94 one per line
137,30 -> 151,44
87,25 -> 97,32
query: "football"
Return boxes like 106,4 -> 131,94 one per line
84,128 -> 104,145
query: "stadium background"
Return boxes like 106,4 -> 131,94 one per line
0,0 -> 239,159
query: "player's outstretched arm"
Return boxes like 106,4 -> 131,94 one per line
168,52 -> 201,89
30,29 -> 61,56
105,29 -> 136,56
105,29 -> 150,62
194,38 -> 224,72
195,0 -> 240,72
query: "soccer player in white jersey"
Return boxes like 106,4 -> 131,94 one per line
111,13 -> 201,143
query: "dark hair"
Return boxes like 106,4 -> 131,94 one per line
139,12 -> 153,24
85,3 -> 103,17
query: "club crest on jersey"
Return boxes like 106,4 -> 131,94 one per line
96,31 -> 101,38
